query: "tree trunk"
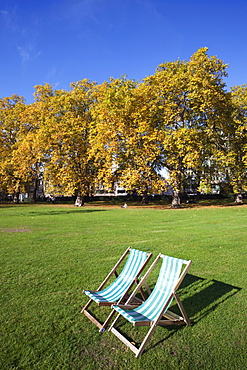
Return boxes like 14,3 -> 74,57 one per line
141,191 -> 149,204
32,177 -> 38,203
235,193 -> 243,204
13,191 -> 20,204
75,194 -> 84,207
171,190 -> 181,208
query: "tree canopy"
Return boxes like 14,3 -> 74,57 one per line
1,48 -> 247,205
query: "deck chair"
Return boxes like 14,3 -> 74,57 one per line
82,247 -> 152,332
109,253 -> 192,358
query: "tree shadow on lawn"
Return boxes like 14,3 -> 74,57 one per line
26,209 -> 107,216
0,204 -> 107,215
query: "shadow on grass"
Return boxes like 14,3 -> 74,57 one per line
0,204 -> 107,215
26,209 -> 107,216
179,274 -> 241,323
144,274 -> 241,354
109,274 -> 241,355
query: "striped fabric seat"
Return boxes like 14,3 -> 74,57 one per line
112,255 -> 185,323
84,248 -> 150,304
82,247 -> 152,332
109,253 -> 192,358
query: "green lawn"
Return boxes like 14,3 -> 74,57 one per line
0,203 -> 246,369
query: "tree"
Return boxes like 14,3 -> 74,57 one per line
32,80 -> 97,206
0,48 -> 238,208
90,77 -> 165,203
0,95 -> 26,202
12,102 -> 45,202
220,84 -> 247,203
144,47 -> 230,206
8,83 -> 55,202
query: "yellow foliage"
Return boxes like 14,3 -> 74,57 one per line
1,48 -> 247,200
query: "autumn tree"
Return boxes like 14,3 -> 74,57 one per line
220,84 -> 247,203
0,48 -> 239,208
0,95 -> 26,202
5,83 -> 56,203
12,101 -> 46,202
90,77 -> 165,203
31,80 -> 97,206
144,47 -> 230,206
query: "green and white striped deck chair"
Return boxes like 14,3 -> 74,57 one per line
109,253 -> 192,358
82,247 -> 152,332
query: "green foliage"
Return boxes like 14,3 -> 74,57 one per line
0,204 -> 246,369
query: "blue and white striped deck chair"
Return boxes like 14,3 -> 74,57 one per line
82,247 -> 152,332
109,253 -> 192,358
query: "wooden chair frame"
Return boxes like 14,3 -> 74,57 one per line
81,247 -> 152,332
109,253 -> 192,358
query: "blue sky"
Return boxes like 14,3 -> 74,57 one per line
1,0 -> 247,104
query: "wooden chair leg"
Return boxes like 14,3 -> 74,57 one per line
99,310 -> 116,332
83,309 -> 104,330
110,320 -> 158,358
136,323 -> 157,358
110,326 -> 139,356
81,298 -> 93,313
174,292 -> 191,325
109,313 -> 122,331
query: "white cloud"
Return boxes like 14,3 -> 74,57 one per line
59,0 -> 107,25
0,5 -> 18,32
17,46 -> 30,63
17,44 -> 42,64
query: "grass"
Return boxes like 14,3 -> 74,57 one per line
0,203 -> 246,369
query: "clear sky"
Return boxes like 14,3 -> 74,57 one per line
1,0 -> 247,104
